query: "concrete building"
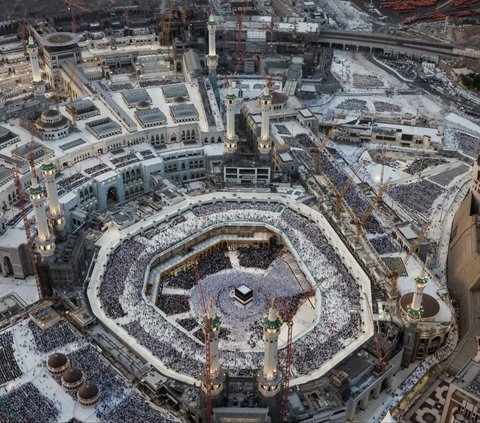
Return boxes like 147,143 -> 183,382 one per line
448,157 -> 480,335
441,359 -> 480,423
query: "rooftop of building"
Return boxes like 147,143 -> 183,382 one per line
452,359 -> 480,396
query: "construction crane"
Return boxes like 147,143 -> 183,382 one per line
195,264 -> 212,423
364,293 -> 390,371
19,5 -> 28,55
333,161 -> 365,218
314,122 -> 339,174
13,142 -> 42,300
235,0 -> 250,71
388,221 -> 431,297
68,83 -> 77,130
354,180 -> 390,244
279,299 -> 294,423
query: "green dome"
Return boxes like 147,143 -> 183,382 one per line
208,17 -> 216,26
406,304 -> 424,319
415,276 -> 428,286
29,186 -> 43,196
41,162 -> 55,171
262,316 -> 282,330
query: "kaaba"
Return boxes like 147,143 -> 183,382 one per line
234,284 -> 253,306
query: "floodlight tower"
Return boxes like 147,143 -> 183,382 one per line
27,35 -> 45,93
29,166 -> 55,257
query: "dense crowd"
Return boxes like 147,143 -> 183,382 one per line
404,157 -> 447,175
336,98 -> 368,111
157,294 -> 190,315
139,149 -> 155,160
65,346 -> 127,410
99,239 -> 145,318
198,246 -> 232,278
238,244 -> 282,269
97,392 -> 180,423
451,130 -> 480,158
84,163 -> 110,175
369,234 -> 401,255
111,153 -> 139,169
139,79 -> 174,88
353,74 -> 383,89
318,153 -> 384,234
27,320 -> 79,353
163,267 -> 196,290
374,101 -> 402,113
387,179 -> 444,220
57,173 -> 89,195
0,383 -> 58,423
0,331 -> 22,384
98,200 -> 365,378
177,317 -> 198,332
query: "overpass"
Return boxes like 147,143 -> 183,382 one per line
318,30 -> 479,62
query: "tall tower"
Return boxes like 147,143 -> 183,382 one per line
206,13 -> 218,76
406,275 -> 428,320
224,83 -> 238,154
27,35 -> 45,93
29,167 -> 55,257
258,84 -> 272,160
201,298 -> 226,398
40,157 -> 66,231
258,298 -> 283,396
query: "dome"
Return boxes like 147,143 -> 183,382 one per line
43,109 -> 61,118
400,292 -> 440,319
62,367 -> 83,384
136,101 -> 151,110
77,383 -> 99,401
47,352 -> 67,369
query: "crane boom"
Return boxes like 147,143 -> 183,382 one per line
354,180 -> 390,244
389,221 -> 431,296
334,161 -> 365,218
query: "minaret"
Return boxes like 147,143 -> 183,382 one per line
224,83 -> 238,154
406,275 -> 428,319
40,155 -> 65,231
258,298 -> 283,397
206,13 -> 218,76
29,166 -> 55,257
257,83 -> 272,160
201,298 -> 226,398
27,35 -> 45,93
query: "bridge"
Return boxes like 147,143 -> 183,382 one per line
318,30 -> 479,62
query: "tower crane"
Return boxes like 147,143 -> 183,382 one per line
354,180 -> 390,244
364,293 -> 390,371
195,264 -> 212,423
388,221 -> 431,297
279,299 -> 294,423
333,161 -> 365,218
314,120 -> 340,174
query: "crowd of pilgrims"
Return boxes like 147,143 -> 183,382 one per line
451,130 -> 480,158
316,150 -> 384,234
237,244 -> 283,269
404,157 -> 447,175
387,179 -> 445,222
97,392 -> 180,423
369,234 -> 402,255
0,332 -> 22,384
97,199 -> 364,377
0,383 -> 58,423
27,320 -> 79,353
